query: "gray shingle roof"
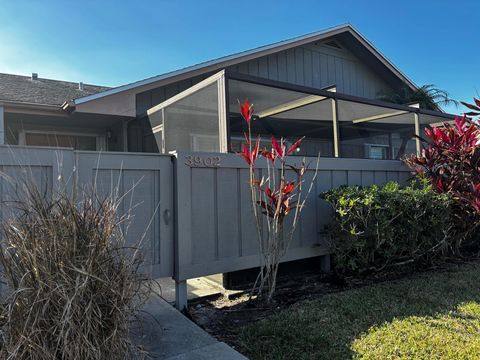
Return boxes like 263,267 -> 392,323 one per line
0,73 -> 110,106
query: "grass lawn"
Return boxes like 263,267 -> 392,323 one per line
238,263 -> 480,359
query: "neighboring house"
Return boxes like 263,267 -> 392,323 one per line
0,24 -> 454,159
0,73 -> 130,151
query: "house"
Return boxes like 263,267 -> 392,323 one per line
0,24 -> 454,159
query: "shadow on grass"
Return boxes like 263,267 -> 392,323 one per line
237,262 -> 480,359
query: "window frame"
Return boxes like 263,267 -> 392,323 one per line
18,129 -> 106,151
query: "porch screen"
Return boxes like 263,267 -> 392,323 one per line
227,77 -> 456,160
337,100 -> 416,160
228,79 -> 334,157
146,71 -> 226,154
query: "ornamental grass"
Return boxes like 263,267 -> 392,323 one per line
0,181 -> 151,359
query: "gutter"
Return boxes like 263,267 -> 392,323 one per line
0,100 -> 65,114
61,100 -> 75,113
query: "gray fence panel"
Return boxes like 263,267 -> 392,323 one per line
75,151 -> 174,278
0,147 -> 175,283
174,152 -> 411,281
0,146 -> 75,220
0,146 -> 77,295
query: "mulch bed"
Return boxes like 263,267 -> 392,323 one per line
188,259 -> 473,350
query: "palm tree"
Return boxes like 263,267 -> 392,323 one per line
377,83 -> 458,111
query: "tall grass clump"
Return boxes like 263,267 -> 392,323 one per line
0,181 -> 150,359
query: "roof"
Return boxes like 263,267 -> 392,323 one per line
73,24 -> 418,106
0,73 -> 110,106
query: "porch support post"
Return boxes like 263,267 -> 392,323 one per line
320,254 -> 331,273
175,280 -> 188,311
414,112 -> 421,156
217,72 -> 228,153
122,120 -> 128,151
0,106 -> 4,145
331,99 -> 340,157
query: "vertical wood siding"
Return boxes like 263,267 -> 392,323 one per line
231,43 -> 390,98
136,43 -> 393,115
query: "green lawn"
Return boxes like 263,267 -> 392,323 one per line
238,263 -> 480,359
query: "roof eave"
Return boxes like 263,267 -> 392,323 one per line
344,25 -> 417,92
0,100 -> 67,116
0,100 -> 62,111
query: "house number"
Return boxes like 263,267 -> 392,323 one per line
184,155 -> 220,167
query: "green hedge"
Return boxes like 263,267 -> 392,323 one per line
321,181 -> 454,274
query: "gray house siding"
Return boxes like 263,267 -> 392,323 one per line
135,41 -> 393,116
229,44 -> 391,98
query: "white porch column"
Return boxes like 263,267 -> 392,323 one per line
331,99 -> 340,157
0,106 -> 4,145
414,112 -> 421,156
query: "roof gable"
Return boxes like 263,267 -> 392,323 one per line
74,24 -> 417,107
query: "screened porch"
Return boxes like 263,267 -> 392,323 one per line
145,70 -> 454,160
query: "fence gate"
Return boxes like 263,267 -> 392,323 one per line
75,151 -> 175,278
0,147 -> 175,282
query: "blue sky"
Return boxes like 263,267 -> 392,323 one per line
0,0 -> 478,114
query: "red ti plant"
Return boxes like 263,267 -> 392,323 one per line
405,101 -> 480,250
237,99 -> 319,303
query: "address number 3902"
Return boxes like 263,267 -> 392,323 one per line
184,155 -> 221,167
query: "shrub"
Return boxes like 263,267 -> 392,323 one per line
0,183 -> 150,359
405,112 -> 480,250
321,181 -> 454,274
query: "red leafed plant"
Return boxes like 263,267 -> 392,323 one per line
405,99 -> 480,251
237,99 -> 319,303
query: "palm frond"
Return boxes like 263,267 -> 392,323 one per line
377,83 -> 458,111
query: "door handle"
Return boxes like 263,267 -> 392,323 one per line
163,209 -> 171,225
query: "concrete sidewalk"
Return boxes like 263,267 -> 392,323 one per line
132,296 -> 247,360
153,275 -> 229,304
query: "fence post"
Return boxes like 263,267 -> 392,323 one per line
320,254 -> 331,273
175,280 -> 188,311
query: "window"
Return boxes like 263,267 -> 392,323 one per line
22,131 -> 104,151
366,144 -> 389,160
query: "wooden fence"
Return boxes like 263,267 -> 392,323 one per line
0,146 -> 411,308
174,152 -> 410,281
